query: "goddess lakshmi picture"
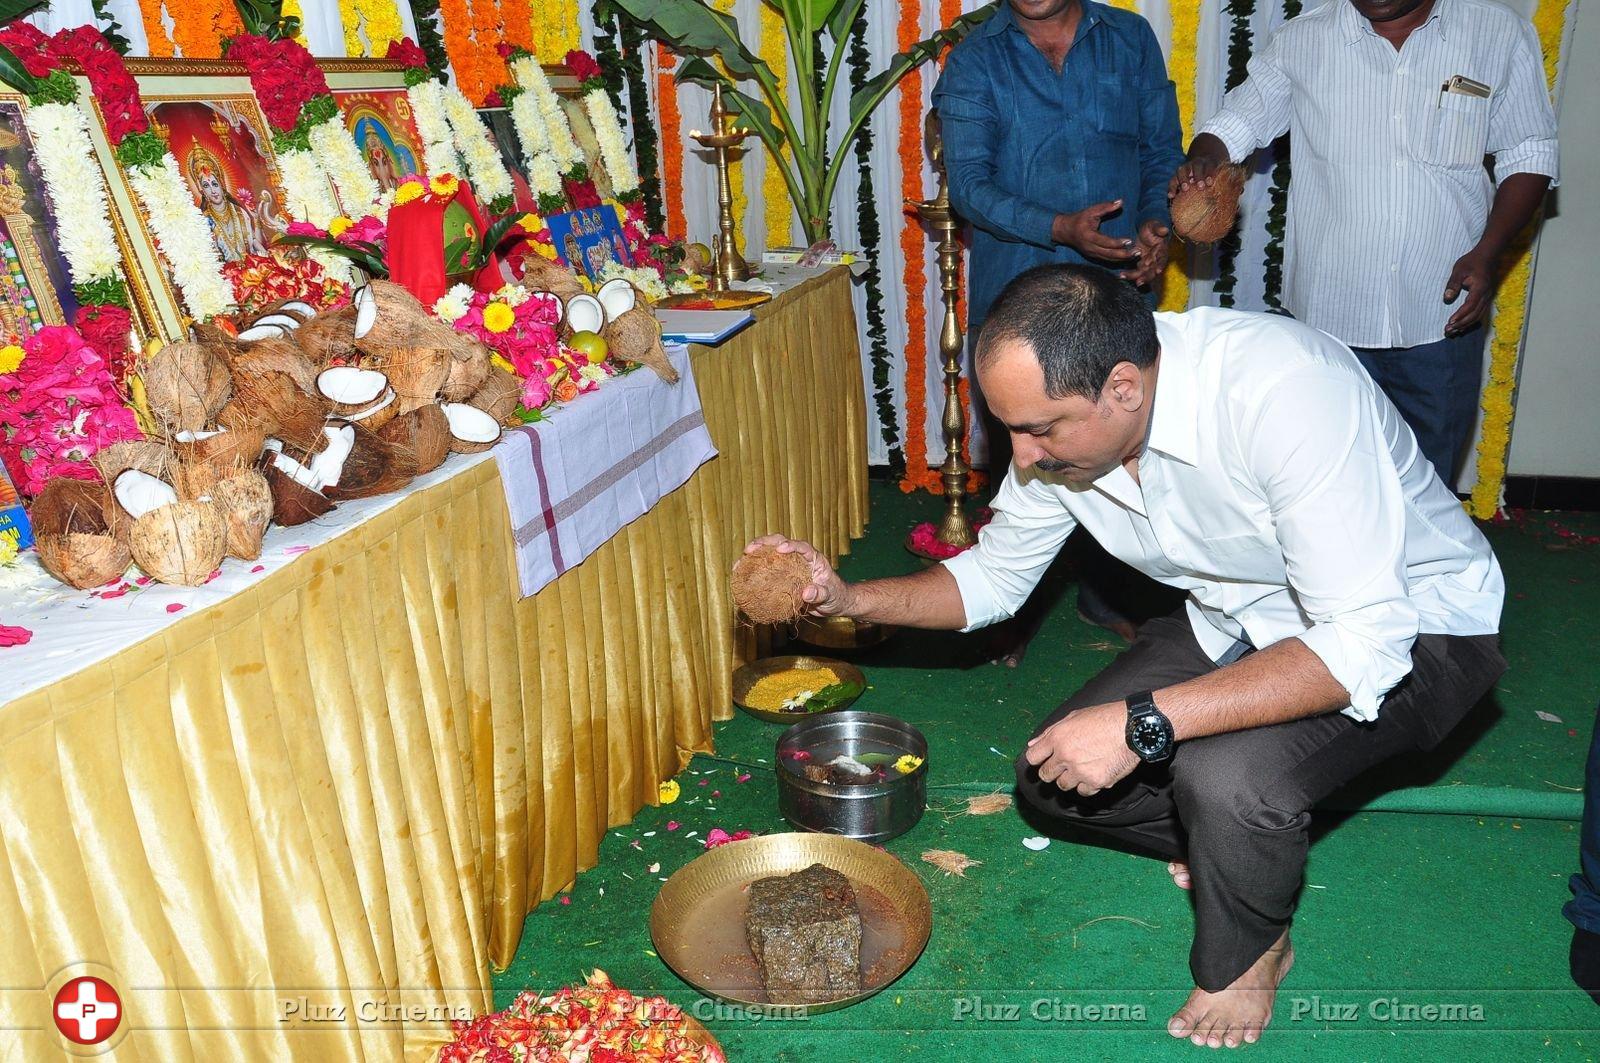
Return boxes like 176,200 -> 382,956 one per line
145,97 -> 290,265
0,99 -> 82,342
335,88 -> 422,196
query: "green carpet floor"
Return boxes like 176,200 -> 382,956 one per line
492,486 -> 1600,1060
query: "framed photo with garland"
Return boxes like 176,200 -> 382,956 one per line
476,67 -> 618,204
323,61 -> 425,202
0,91 -> 138,345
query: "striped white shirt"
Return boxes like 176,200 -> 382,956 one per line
1201,0 -> 1559,348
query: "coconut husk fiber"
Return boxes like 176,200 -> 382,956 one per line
30,478 -> 131,589
352,282 -> 459,413
210,471 -> 272,560
92,439 -> 174,486
261,462 -> 334,526
603,306 -> 679,384
172,425 -> 268,501
466,365 -> 521,424
338,390 -> 399,433
322,425 -> 417,502
377,404 -> 452,474
519,254 -> 586,300
226,336 -> 333,451
130,499 -> 226,587
1171,165 -> 1248,246
730,546 -> 813,625
293,305 -> 359,369
141,339 -> 233,433
439,334 -> 492,403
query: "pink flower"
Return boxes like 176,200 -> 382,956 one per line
559,895 -> 571,906
736,773 -> 751,784
704,828 -> 753,850
666,821 -> 680,831
0,624 -> 31,647
520,373 -> 553,410
166,603 -> 185,613
286,221 -> 323,237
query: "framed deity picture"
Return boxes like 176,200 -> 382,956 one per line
476,64 -> 617,204
324,63 -> 424,203
0,92 -> 132,343
545,204 -> 633,282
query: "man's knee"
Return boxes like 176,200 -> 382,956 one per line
1170,742 -> 1307,835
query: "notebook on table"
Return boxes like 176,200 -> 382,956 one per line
655,309 -> 755,346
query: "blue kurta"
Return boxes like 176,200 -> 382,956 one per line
932,0 -> 1184,333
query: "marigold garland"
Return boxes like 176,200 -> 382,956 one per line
656,45 -> 686,238
134,0 -> 175,56
438,0 -> 480,102
1159,0 -> 1200,313
758,3 -> 791,249
1469,0 -> 1573,518
339,0 -> 406,57
898,2 -> 932,493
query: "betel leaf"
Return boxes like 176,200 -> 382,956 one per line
608,0 -> 765,80
675,57 -> 786,153
800,680 -> 864,713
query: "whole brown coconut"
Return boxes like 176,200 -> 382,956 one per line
730,546 -> 813,625
377,404 -> 452,474
141,339 -> 233,433
466,365 -> 522,424
322,425 -> 418,501
262,462 -> 334,526
293,305 -> 360,369
603,306 -> 679,384
518,254 -> 587,300
1171,165 -> 1247,246
226,336 -> 333,451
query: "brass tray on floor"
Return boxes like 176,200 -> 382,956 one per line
649,833 -> 932,1014
792,615 -> 898,652
731,654 -> 865,724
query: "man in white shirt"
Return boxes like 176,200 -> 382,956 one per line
1174,0 -> 1558,483
749,264 -> 1506,1048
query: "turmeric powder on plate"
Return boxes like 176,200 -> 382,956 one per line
745,666 -> 842,712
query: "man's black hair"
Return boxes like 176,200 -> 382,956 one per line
975,264 -> 1159,400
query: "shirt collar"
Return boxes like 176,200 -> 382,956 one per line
1341,0 -> 1453,46
1144,317 -> 1200,467
988,0 -> 1107,42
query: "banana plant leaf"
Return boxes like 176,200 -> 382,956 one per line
674,56 -> 786,152
232,0 -> 301,40
0,0 -> 48,95
274,234 -> 388,278
607,0 -> 766,80
849,2 -> 998,119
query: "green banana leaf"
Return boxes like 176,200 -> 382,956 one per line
274,234 -> 388,278
797,679 -> 864,714
232,0 -> 301,40
608,0 -> 765,80
849,2 -> 998,119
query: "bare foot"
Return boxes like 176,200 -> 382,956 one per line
1077,607 -> 1138,643
1167,861 -> 1192,890
1167,931 -> 1294,1048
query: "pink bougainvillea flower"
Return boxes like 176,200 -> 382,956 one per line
0,623 -> 32,647
703,828 -> 754,850
666,821 -> 680,831
559,895 -> 571,906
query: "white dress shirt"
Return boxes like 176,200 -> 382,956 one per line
1199,0 -> 1559,349
944,308 -> 1505,722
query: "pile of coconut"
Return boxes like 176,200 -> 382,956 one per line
33,282 -> 519,590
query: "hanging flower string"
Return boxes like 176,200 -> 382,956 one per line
1159,0 -> 1200,314
337,0 -> 405,58
655,45 -> 687,238
565,48 -> 643,203
898,0 -> 932,493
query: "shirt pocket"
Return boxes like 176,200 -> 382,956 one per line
1195,532 -> 1274,580
1422,91 -> 1490,169
1092,73 -> 1140,139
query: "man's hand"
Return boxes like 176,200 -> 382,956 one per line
1119,219 -> 1171,287
1168,133 -> 1234,200
1052,200 -> 1138,263
1443,244 -> 1496,337
1021,702 -> 1140,797
744,535 -> 853,616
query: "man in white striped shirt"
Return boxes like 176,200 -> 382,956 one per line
1175,0 -> 1558,482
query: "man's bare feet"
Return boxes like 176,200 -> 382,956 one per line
1167,931 -> 1294,1048
1167,861 -> 1192,890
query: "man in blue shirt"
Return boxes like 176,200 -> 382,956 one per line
933,0 -> 1185,658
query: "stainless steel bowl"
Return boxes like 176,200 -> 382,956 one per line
775,710 -> 928,843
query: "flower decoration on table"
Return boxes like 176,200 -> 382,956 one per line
440,968 -> 726,1063
907,507 -> 994,561
221,250 -> 350,319
227,33 -> 381,284
0,327 -> 144,497
7,23 -> 236,320
592,259 -> 696,304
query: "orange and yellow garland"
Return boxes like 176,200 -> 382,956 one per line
898,0 -> 932,492
135,0 -> 242,58
1160,0 -> 1200,312
657,45 -> 687,238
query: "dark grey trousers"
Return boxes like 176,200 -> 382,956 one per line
1014,611 -> 1506,991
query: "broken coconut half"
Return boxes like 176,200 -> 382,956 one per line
353,283 -> 377,340
596,278 -> 637,322
565,294 -> 606,336
114,469 -> 181,521
441,401 -> 501,454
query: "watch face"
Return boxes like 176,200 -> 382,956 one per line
1130,714 -> 1169,757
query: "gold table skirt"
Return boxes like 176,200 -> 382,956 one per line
0,268 -> 867,1060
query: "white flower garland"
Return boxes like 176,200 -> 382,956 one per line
125,154 -> 235,319
407,80 -> 464,179
22,101 -> 122,286
441,82 -> 513,206
309,115 -> 383,221
514,58 -> 582,174
274,146 -> 353,282
508,59 -> 550,158
527,153 -> 564,204
580,90 -> 639,197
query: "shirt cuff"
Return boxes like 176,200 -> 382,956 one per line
940,551 -> 1009,633
1015,201 -> 1059,249
1493,141 -> 1560,188
1293,616 -> 1416,724
1198,110 -> 1260,164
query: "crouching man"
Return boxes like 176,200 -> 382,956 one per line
750,263 -> 1506,1048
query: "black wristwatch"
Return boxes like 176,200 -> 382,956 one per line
1125,691 -> 1175,763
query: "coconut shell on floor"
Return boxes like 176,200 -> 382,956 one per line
321,425 -> 418,502
377,404 -> 452,474
262,462 -> 334,526
519,255 -> 586,300
730,546 -> 813,625
129,500 -> 226,587
210,471 -> 272,561
466,365 -> 521,425
604,306 -> 679,384
141,340 -> 233,433
1171,165 -> 1247,246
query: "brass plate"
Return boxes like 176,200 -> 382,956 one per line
655,290 -> 774,310
731,655 -> 865,724
793,615 -> 898,652
649,833 -> 932,1014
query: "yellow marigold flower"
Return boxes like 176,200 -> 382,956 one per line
482,301 -> 515,334
0,344 -> 22,375
518,213 -> 543,232
490,354 -> 518,376
658,779 -> 680,804
0,534 -> 17,567
327,216 -> 354,237
394,180 -> 425,206
430,174 -> 460,198
534,243 -> 559,261
894,754 -> 924,775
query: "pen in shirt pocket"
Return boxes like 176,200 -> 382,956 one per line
1438,74 -> 1492,106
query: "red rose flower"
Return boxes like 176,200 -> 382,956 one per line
0,23 -> 56,78
563,49 -> 603,85
386,37 -> 429,69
